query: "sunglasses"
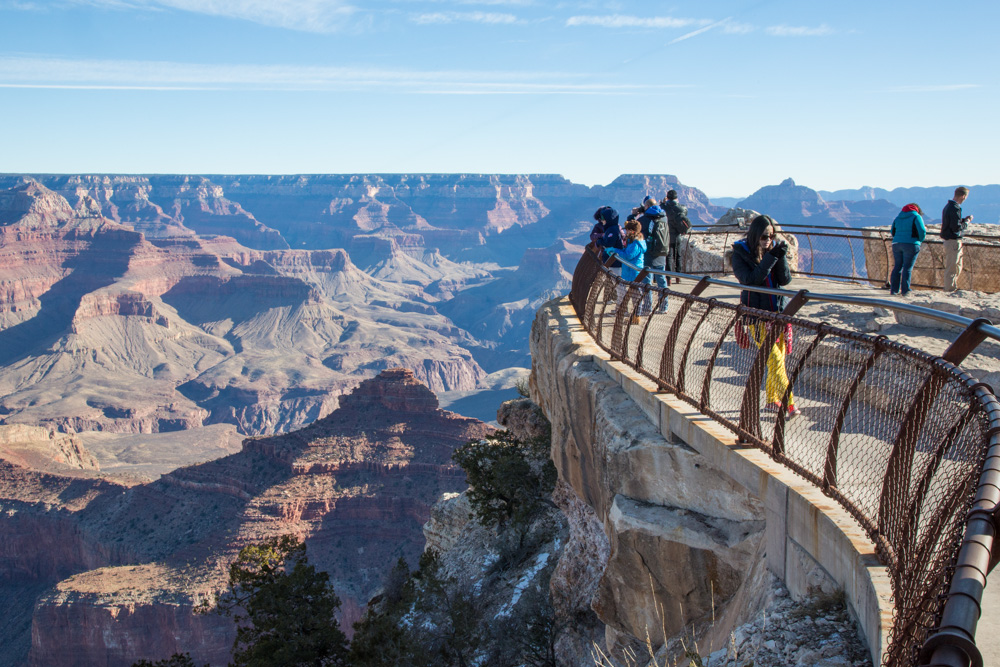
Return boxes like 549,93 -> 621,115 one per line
761,233 -> 774,239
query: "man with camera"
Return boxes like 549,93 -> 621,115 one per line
940,186 -> 973,292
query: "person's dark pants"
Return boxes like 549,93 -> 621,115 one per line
668,238 -> 682,274
890,242 -> 919,295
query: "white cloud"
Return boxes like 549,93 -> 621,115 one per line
566,14 -> 706,29
0,55 -> 693,95
31,0 -> 359,33
765,24 -> 835,37
721,20 -> 754,35
667,17 -> 731,44
412,11 -> 518,24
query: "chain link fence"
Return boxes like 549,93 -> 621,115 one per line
569,248 -> 1000,667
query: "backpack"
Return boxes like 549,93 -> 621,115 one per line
665,201 -> 692,236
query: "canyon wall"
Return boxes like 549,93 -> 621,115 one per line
0,369 -> 492,666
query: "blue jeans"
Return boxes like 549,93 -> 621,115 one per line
643,255 -> 668,312
890,243 -> 919,295
644,255 -> 667,288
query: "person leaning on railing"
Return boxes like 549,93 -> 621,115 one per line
889,203 -> 926,297
590,206 -> 625,273
605,220 -> 647,324
731,215 -> 801,418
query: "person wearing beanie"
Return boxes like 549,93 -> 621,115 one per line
661,189 -> 691,279
590,205 -> 624,271
636,195 -> 669,303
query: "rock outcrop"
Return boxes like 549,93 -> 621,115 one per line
738,178 -> 899,229
0,369 -> 491,666
530,299 -> 771,659
0,424 -> 99,472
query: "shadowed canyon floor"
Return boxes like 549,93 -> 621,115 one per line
0,369 -> 491,666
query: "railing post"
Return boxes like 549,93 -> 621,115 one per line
942,319 -> 995,368
657,277 -> 712,392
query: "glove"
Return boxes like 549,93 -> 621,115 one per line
768,241 -> 788,259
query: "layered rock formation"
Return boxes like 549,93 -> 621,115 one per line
738,178 -> 899,229
0,424 -> 99,472
0,179 -> 488,437
0,368 -> 490,666
0,171 -> 733,444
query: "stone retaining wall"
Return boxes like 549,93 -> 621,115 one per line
530,296 -> 891,665
863,224 -> 1000,292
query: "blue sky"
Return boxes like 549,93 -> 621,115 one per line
0,0 -> 997,197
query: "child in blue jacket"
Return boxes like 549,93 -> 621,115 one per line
606,220 -> 646,281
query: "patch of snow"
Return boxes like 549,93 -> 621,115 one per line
494,551 -> 550,618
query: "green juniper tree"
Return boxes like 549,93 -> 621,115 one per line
211,535 -> 348,667
451,430 -> 557,532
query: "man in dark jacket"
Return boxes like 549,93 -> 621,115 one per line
637,195 -> 669,289
940,186 -> 973,292
661,190 -> 691,277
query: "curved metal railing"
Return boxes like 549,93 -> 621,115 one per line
569,247 -> 1000,667
681,223 -> 1000,292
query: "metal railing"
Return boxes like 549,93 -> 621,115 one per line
569,247 -> 1000,667
681,223 -> 1000,292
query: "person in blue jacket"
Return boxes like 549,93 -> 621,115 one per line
889,203 -> 927,296
606,220 -> 647,322
606,219 -> 646,281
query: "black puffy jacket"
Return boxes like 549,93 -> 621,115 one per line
731,239 -> 791,312
663,200 -> 691,238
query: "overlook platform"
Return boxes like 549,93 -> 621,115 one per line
681,274 -> 1000,658
669,274 -> 1000,665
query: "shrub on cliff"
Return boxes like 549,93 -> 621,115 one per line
452,430 -> 557,531
209,535 -> 349,667
349,551 -> 481,667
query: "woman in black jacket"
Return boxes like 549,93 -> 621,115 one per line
731,215 -> 800,417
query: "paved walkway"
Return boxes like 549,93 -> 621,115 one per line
664,274 -> 1000,664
